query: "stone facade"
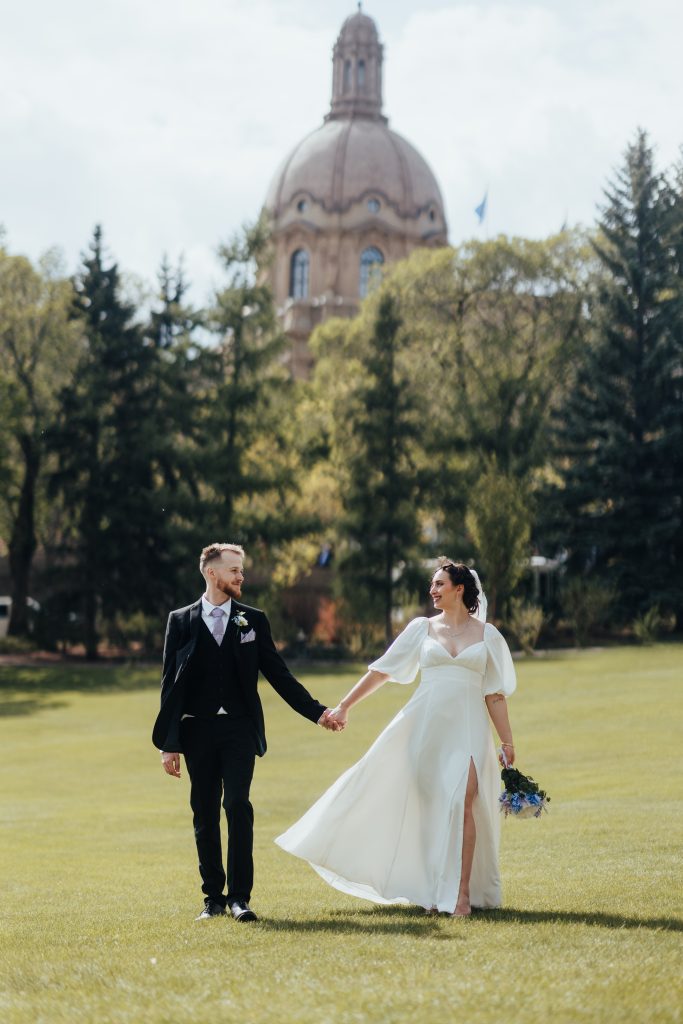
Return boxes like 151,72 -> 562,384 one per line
264,8 -> 448,377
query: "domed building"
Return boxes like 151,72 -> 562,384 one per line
264,7 -> 448,376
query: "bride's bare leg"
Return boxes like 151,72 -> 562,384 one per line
453,759 -> 478,916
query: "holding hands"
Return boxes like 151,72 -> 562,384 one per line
317,668 -> 388,734
318,705 -> 348,731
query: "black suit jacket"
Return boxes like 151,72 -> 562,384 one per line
151,598 -> 326,757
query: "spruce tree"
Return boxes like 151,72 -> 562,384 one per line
199,215 -> 299,546
49,227 -> 166,655
335,294 -> 424,643
666,153 -> 683,613
556,131 -> 683,615
144,257 -> 206,600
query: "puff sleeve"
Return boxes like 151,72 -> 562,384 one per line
367,617 -> 428,684
482,623 -> 517,697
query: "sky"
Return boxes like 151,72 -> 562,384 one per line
1,0 -> 682,305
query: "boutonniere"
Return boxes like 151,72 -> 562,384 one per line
232,611 -> 249,628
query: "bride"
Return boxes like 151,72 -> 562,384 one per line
275,560 -> 517,916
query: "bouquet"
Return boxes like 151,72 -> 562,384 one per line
498,755 -> 550,819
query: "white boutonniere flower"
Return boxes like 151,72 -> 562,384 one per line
233,611 -> 249,628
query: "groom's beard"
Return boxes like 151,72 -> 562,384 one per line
217,579 -> 242,600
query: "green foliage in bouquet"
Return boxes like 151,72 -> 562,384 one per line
501,766 -> 549,802
500,764 -> 550,817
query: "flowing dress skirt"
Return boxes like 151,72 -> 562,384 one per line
276,657 -> 504,912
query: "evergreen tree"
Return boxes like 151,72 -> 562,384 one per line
555,131 -> 683,616
667,152 -> 683,611
332,294 -> 424,643
49,227 -> 167,656
149,255 -> 199,351
306,236 -> 586,634
144,257 -> 206,601
199,215 -> 300,548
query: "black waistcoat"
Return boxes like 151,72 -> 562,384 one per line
182,621 -> 249,717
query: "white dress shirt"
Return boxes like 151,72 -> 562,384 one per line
201,594 -> 232,637
181,595 -> 232,718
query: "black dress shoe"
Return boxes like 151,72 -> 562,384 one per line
229,900 -> 258,922
195,899 -> 227,920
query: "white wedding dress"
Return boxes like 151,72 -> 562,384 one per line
275,617 -> 517,912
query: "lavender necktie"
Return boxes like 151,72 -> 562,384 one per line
210,607 -> 226,645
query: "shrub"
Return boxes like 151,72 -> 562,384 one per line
562,577 -> 615,647
105,612 -> 162,653
0,635 -> 37,655
632,606 -> 674,644
507,599 -> 544,654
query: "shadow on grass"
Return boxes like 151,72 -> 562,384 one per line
471,907 -> 682,932
261,905 -> 454,939
0,696 -> 69,717
262,904 -> 682,935
0,657 -> 364,719
0,662 -> 159,717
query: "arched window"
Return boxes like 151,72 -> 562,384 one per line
359,246 -> 384,298
343,60 -> 352,93
357,60 -> 366,89
289,249 -> 309,299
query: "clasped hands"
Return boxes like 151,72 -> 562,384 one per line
318,706 -> 348,732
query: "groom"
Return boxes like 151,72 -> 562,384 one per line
152,542 -> 338,922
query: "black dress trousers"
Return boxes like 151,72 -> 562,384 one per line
180,715 -> 257,905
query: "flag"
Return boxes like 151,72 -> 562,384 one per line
475,191 -> 488,224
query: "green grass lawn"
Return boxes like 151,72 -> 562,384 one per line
1,646 -> 681,1024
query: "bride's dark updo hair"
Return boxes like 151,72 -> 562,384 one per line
433,558 -> 480,614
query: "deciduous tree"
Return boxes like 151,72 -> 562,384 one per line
0,245 -> 79,635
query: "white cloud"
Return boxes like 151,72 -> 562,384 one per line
1,0 -> 681,303
390,0 -> 683,238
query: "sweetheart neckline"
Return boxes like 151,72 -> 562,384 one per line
425,634 -> 486,662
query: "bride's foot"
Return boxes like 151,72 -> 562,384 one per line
449,898 -> 471,917
424,905 -> 438,916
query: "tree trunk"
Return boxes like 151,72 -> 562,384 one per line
488,585 -> 498,622
84,584 -> 99,660
8,436 -> 39,637
384,532 -> 394,645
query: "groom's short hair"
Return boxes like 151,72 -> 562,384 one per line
200,543 -> 245,575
